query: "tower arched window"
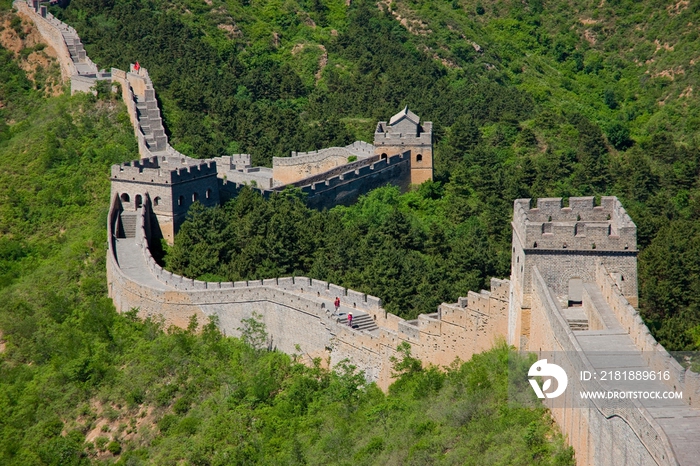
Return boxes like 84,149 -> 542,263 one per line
120,193 -> 130,203
206,188 -> 212,199
178,195 -> 184,206
154,196 -> 161,206
380,153 -> 387,160
193,192 -> 199,202
135,194 -> 143,209
416,154 -> 423,162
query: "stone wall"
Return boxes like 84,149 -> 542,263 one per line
15,0 -> 76,82
300,152 -> 411,210
527,266 -> 676,466
272,142 -> 376,186
108,193 -> 512,390
595,263 -> 700,408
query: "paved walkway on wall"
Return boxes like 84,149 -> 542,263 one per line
112,229 -> 379,332
113,238 -> 172,291
574,284 -> 700,465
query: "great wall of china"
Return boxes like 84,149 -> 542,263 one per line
14,1 -> 700,464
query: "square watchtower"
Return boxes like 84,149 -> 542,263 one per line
509,197 -> 638,345
110,155 -> 220,242
374,106 -> 433,185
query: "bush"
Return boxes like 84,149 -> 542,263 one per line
107,440 -> 122,455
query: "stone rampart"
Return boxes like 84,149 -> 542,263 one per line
595,263 -> 700,407
220,166 -> 274,189
111,157 -> 217,185
15,0 -> 76,82
272,142 -> 376,185
513,197 -> 636,252
285,155 -> 379,188
528,267 -> 677,466
108,192 -> 512,390
300,152 -> 411,209
111,68 -> 154,158
374,121 -> 433,147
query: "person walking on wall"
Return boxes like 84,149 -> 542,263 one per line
334,297 -> 340,315
347,312 -> 353,328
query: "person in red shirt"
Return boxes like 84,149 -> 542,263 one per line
134,61 -> 141,73
334,297 -> 340,315
347,312 -> 353,327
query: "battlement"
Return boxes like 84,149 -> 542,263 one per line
111,156 -> 217,184
287,141 -> 375,159
513,197 -> 636,251
374,106 -> 432,148
213,154 -> 252,170
374,121 -> 432,146
294,151 -> 407,193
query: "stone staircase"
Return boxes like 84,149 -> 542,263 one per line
50,20 -> 98,75
337,311 -> 379,332
563,307 -> 589,331
119,212 -> 137,238
567,318 -> 589,331
135,93 -> 167,152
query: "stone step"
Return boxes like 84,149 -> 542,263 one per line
336,312 -> 378,332
567,318 -> 589,331
119,213 -> 137,239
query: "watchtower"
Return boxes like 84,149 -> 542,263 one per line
374,106 -> 433,185
509,197 -> 638,346
110,155 -> 220,242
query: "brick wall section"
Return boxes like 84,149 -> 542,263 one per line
272,142 -> 375,185
595,263 -> 700,408
108,195 -> 512,390
527,267 -> 675,466
15,0 -> 76,82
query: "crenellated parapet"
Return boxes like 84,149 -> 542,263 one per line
513,197 -> 637,251
111,157 -> 217,185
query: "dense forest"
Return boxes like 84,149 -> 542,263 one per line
66,0 -> 700,352
0,2 -> 576,464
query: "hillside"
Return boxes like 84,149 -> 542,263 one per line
0,4 -> 575,465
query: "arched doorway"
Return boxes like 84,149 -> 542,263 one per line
135,194 -> 143,209
120,193 -> 130,203
380,153 -> 387,160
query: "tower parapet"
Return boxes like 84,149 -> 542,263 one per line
513,197 -> 637,252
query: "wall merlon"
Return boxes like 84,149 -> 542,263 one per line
467,290 -> 489,314
329,284 -> 346,297
398,320 -> 420,341
346,290 -> 366,308
277,277 -> 294,288
366,295 -> 382,309
417,314 -> 441,335
489,278 -> 510,301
